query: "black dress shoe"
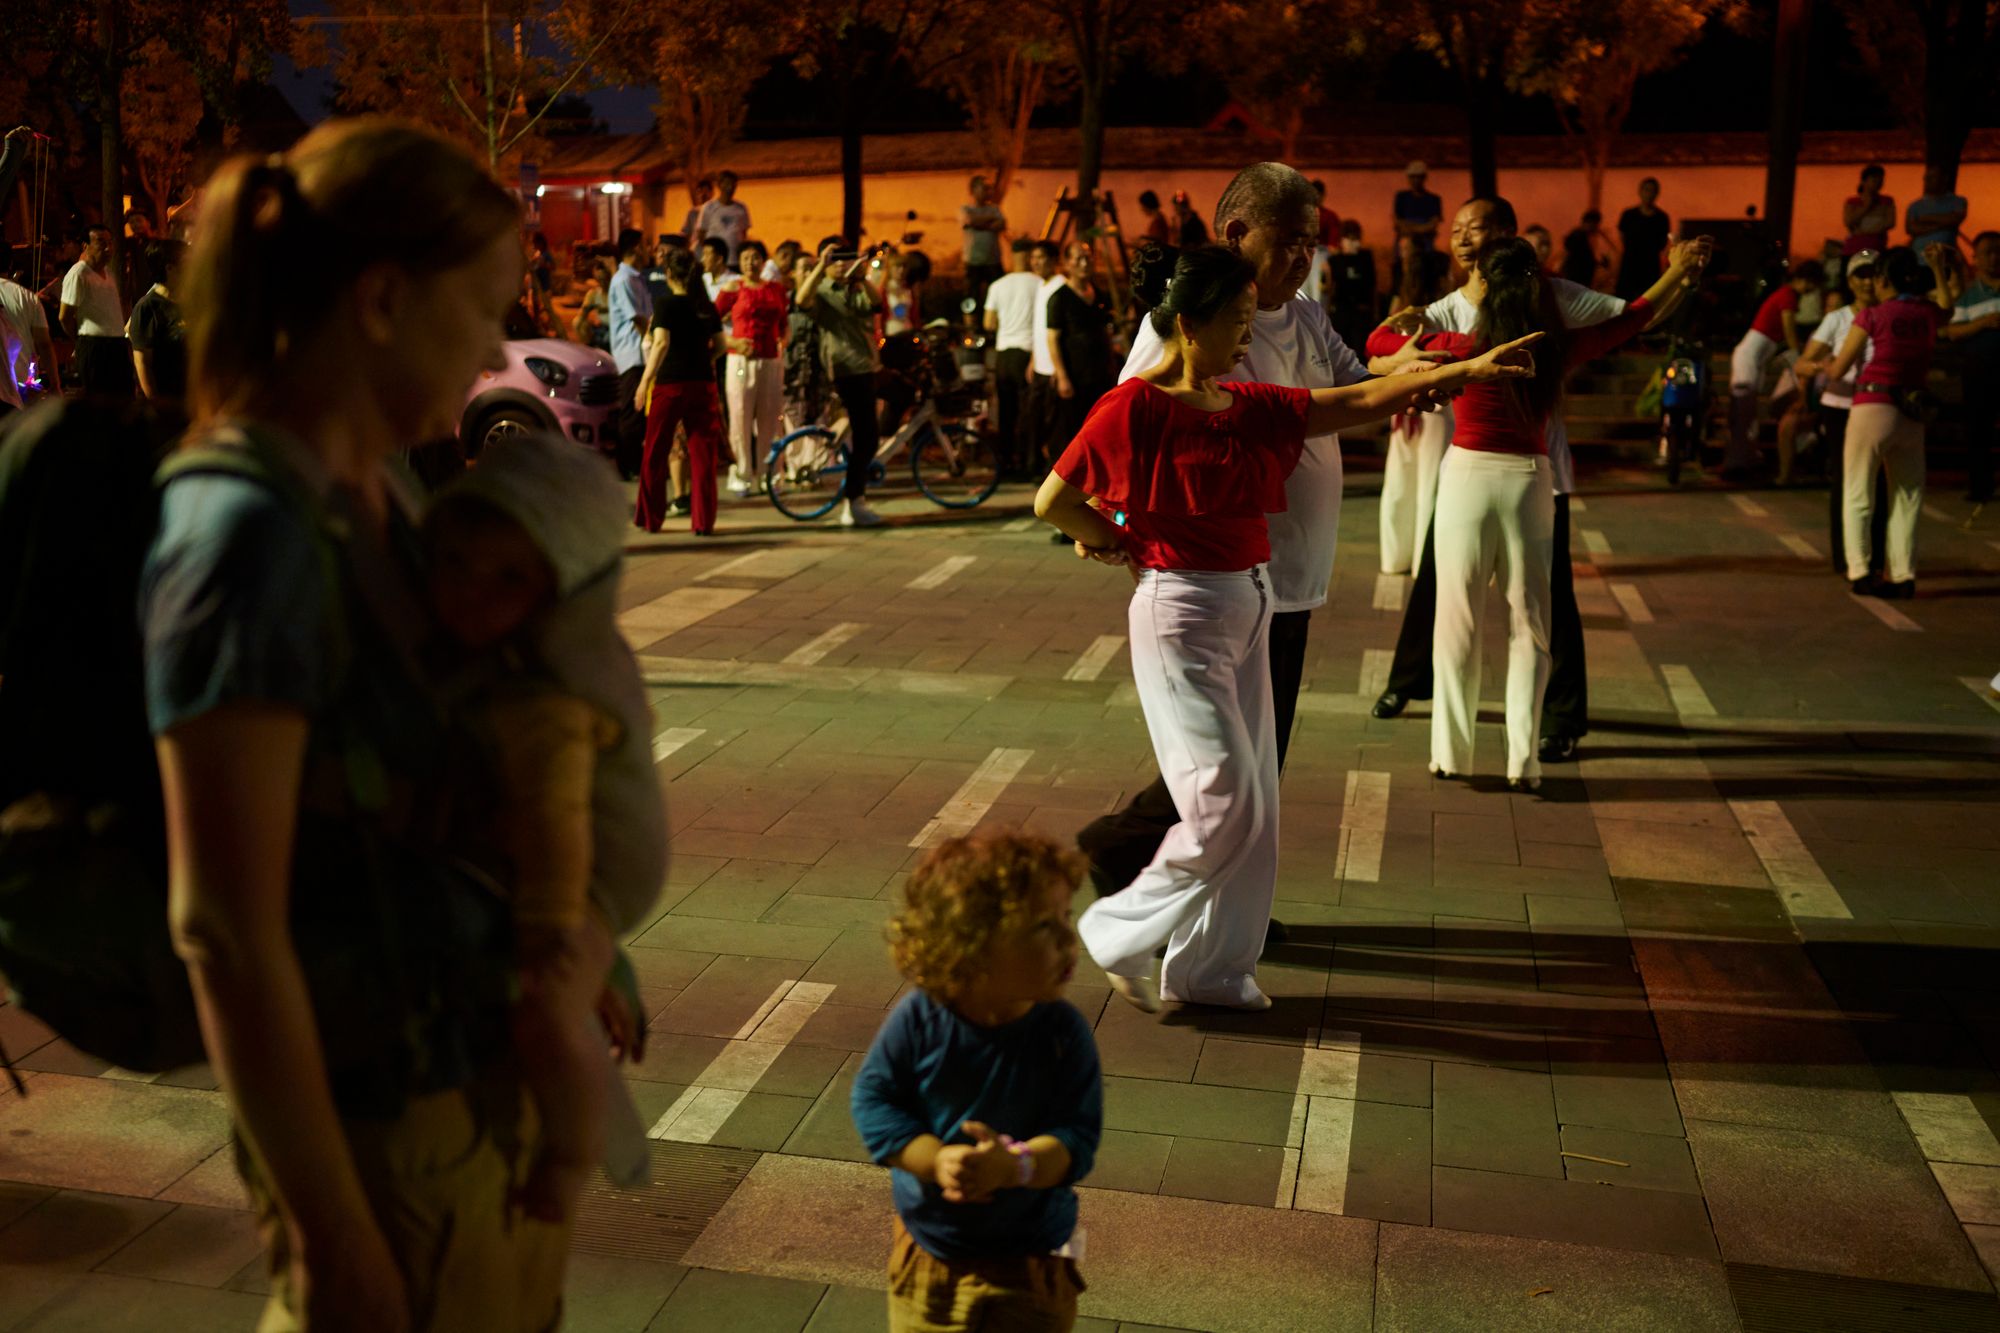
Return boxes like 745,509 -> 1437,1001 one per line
1538,733 -> 1579,764
1880,579 -> 1915,600
1372,691 -> 1411,719
1263,919 -> 1289,950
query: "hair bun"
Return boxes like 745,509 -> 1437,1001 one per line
1130,242 -> 1180,308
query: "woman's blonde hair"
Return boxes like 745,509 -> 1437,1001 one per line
887,831 -> 1084,1000
182,116 -> 520,420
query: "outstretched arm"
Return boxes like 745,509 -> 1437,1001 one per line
1303,333 -> 1540,436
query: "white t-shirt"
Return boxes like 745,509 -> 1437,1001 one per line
60,260 -> 124,338
696,198 -> 752,261
0,278 -> 47,410
1810,302 -> 1869,410
1120,296 -> 1369,612
985,271 -> 1041,353
1030,276 -> 1066,376
1423,277 -> 1625,496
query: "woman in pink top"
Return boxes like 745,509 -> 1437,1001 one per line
1824,245 -> 1957,597
1370,235 -> 1710,786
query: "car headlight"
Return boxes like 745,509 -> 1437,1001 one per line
524,356 -> 568,388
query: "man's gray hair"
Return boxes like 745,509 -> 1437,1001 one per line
1213,163 -> 1320,235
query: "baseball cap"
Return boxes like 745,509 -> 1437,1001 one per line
1847,248 -> 1881,274
1406,160 -> 1428,177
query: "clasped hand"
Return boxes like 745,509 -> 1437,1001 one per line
933,1121 -> 1017,1204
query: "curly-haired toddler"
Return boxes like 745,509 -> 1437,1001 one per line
850,830 -> 1103,1332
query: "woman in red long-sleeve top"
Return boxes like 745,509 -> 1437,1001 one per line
1368,235 -> 1709,788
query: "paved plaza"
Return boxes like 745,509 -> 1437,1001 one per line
3,458 -> 2000,1331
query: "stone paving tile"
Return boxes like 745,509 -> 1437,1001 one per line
654,955 -> 808,1040
1340,1101 -> 1431,1226
648,1266 -> 831,1333
1100,1077 -> 1296,1147
801,1284 -> 895,1332
1090,1130 -> 1174,1194
93,1204 -> 261,1289
792,1003 -> 898,1054
1432,1063 -> 1563,1178
7,1270 -> 267,1331
639,915 -> 837,961
1374,1224 -> 1738,1333
1157,1137 -> 1286,1208
782,1053 -> 872,1165
799,929 -> 907,1010
1559,1125 -> 1701,1193
1687,1118 -> 1989,1290
0,1190 -> 176,1319
564,1254 -> 689,1332
1431,1165 -> 1718,1259
0,1077 -> 229,1197
1097,998 -> 1207,1083
1191,1037 -> 1305,1094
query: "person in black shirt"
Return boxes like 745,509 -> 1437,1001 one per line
127,240 -> 188,405
1616,178 -> 1671,300
1044,241 -> 1115,454
1327,218 -> 1378,353
634,248 -> 727,533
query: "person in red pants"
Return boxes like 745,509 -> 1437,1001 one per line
634,248 -> 729,534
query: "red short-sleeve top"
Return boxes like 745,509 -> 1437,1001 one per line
1054,378 -> 1312,572
1750,286 -> 1799,342
714,281 -> 788,359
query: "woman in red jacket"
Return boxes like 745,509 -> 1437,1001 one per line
1035,244 -> 1536,1013
1369,235 -> 1709,788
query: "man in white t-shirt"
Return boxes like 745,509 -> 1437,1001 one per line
984,239 -> 1049,478
1370,196 -> 1628,765
59,223 -> 133,397
1076,162 -> 1441,928
1025,240 -> 1068,481
695,171 -> 752,263
0,245 -> 59,412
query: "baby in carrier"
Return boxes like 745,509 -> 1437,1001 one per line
424,434 -> 668,1223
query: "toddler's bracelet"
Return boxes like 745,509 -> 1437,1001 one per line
999,1135 -> 1036,1188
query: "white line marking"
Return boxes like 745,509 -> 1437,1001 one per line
907,554 -> 979,590
1608,583 -> 1654,624
1580,529 -> 1612,557
618,586 -> 757,651
1726,494 -> 1768,517
1359,649 -> 1393,698
1003,516 -> 1037,532
1728,799 -> 1851,920
99,1067 -> 165,1084
1567,496 -> 1587,512
732,980 -> 799,1041
1895,1092 -> 2000,1166
1777,532 -> 1821,560
650,1086 -> 748,1143
652,727 -> 706,765
910,747 -> 1034,848
1372,573 -> 1406,612
1064,634 -> 1127,682
1293,1096 -> 1357,1215
1659,664 -> 1717,718
784,622 -> 865,667
1961,678 -> 2000,715
1852,595 -> 1922,632
1333,771 -> 1390,883
1923,504 -> 1953,524
696,548 -> 828,582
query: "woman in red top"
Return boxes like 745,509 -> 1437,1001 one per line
1372,235 -> 1709,787
1824,244 -> 1957,597
1035,245 -> 1535,1014
715,240 -> 789,496
1726,261 -> 1822,475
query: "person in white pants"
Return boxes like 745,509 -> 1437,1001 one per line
1822,245 -> 1958,597
1036,243 -> 1536,1013
1725,263 -> 1821,476
1380,237 -> 1705,787
715,241 -> 788,495
1379,407 -> 1450,573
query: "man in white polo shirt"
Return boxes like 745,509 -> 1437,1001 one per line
59,223 -> 132,397
1026,240 -> 1067,489
983,238 -> 1047,479
1076,162 -> 1441,937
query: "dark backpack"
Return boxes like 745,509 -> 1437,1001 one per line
0,403 -> 511,1105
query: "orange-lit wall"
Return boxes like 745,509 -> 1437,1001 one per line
706,159 -> 2000,268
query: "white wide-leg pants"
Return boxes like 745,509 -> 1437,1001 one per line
1726,329 -> 1782,469
1380,408 -> 1450,574
1431,450 -> 1555,782
1078,567 -> 1278,1005
1842,402 -> 1924,583
726,354 -> 784,480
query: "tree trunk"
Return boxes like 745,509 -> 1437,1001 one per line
1921,0 -> 1977,190
1465,78 -> 1499,199
98,0 -> 123,289
1074,72 -> 1104,229
840,92 -> 863,246
1763,0 -> 1810,254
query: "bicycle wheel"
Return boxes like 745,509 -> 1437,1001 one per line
765,427 -> 848,521
911,420 -> 1001,509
